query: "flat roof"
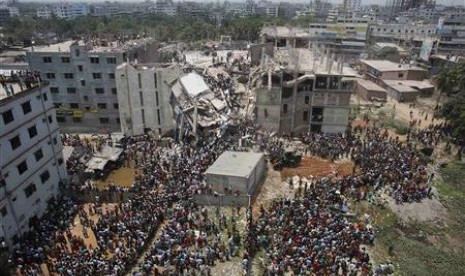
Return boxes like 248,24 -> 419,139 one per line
27,40 -> 81,53
180,72 -> 211,98
357,79 -> 387,92
205,151 -> 264,178
383,80 -> 420,93
374,42 -> 406,52
360,59 -> 426,72
383,79 -> 434,90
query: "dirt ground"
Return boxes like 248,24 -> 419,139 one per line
94,167 -> 136,190
281,156 -> 354,179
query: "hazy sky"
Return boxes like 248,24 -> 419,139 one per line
21,0 -> 463,6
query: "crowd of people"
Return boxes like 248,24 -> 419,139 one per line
247,178 -> 376,275
9,112 -> 447,275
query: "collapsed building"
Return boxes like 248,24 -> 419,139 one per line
170,66 -> 243,142
251,46 -> 356,134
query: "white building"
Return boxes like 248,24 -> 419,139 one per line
155,0 -> 177,16
116,63 -> 180,136
36,6 -> 52,19
26,38 -> 160,133
0,80 -> 67,248
53,2 -> 89,20
343,0 -> 361,11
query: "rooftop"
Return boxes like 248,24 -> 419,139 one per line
383,79 -> 434,90
180,72 -> 211,98
360,60 -> 426,72
274,48 -> 357,76
25,37 -> 156,53
357,79 -> 386,92
205,151 -> 264,178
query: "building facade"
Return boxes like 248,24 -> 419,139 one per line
116,63 -> 180,136
254,48 -> 355,134
26,38 -> 160,133
0,81 -> 67,248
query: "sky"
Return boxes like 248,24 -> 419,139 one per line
20,0 -> 463,6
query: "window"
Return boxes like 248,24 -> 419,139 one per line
42,93 -> 48,101
97,103 -> 107,109
303,111 -> 309,121
80,79 -> 86,86
155,91 -> 159,106
46,73 -> 56,79
50,87 -> 59,94
22,101 -> 32,114
2,110 -> 14,125
61,57 -> 70,63
83,96 -> 89,101
24,183 -> 36,198
90,57 -> 100,64
73,117 -> 82,123
116,117 -> 120,124
95,88 -> 104,94
42,56 -> 52,63
58,158 -> 64,165
64,73 -> 74,79
283,104 -> 288,114
67,87 -> 76,94
92,73 -> 102,79
157,110 -> 161,125
99,117 -> 109,124
138,73 -> 142,88
1,206 -> 7,217
10,135 -> 21,150
264,108 -> 268,118
34,149 -> 43,161
107,57 -> 117,64
70,103 -> 79,109
399,73 -> 404,78
111,88 -> 117,95
53,137 -> 58,145
56,116 -> 66,123
78,65 -> 83,71
17,160 -> 28,175
305,96 -> 310,104
108,73 -> 115,79
113,103 -> 119,109
48,115 -> 53,123
154,73 -> 157,88
54,103 -> 62,108
28,125 -> 38,138
139,91 -> 144,106
75,49 -> 80,57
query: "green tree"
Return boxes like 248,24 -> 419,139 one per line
376,47 -> 401,62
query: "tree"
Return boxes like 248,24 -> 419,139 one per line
437,63 -> 465,144
376,47 -> 400,62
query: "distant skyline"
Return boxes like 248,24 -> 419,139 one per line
16,0 -> 463,6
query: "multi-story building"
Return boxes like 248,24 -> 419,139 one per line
359,59 -> 428,84
115,63 -> 181,136
53,2 -> 90,20
36,3 -> 89,20
343,0 -> 361,11
92,4 -> 120,17
260,24 -> 368,62
437,16 -> 465,54
0,4 -> 19,26
0,79 -> 67,248
36,6 -> 52,19
26,38 -> 160,133
155,0 -> 177,16
254,47 -> 356,134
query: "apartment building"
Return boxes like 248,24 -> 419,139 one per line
359,59 -> 428,84
437,16 -> 465,54
116,63 -> 181,136
254,47 -> 356,134
26,38 -> 160,133
0,80 -> 67,248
